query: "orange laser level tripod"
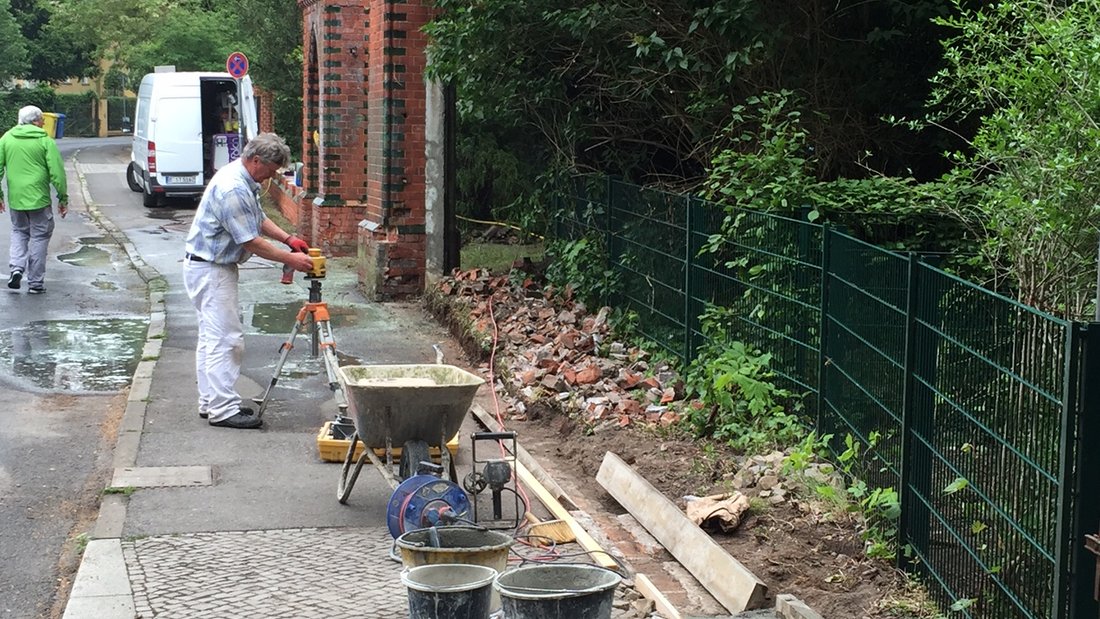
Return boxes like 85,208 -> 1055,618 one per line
254,276 -> 349,420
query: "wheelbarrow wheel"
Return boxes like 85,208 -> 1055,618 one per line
399,440 -> 431,480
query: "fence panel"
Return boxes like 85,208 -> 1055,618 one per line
607,179 -> 690,358
820,230 -> 909,489
903,265 -> 1074,618
550,177 -> 1092,618
689,203 -> 823,404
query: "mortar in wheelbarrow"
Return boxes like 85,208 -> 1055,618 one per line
337,364 -> 484,448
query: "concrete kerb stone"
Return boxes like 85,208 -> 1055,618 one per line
775,594 -> 825,619
66,152 -> 161,616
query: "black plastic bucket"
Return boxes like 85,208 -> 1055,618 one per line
402,563 -> 497,619
493,564 -> 622,619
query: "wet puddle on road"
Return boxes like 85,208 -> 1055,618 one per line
57,245 -> 113,268
244,302 -> 382,334
0,319 -> 147,391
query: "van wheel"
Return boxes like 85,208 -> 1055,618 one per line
126,162 -> 143,193
142,183 -> 159,208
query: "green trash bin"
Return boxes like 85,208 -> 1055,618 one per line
54,114 -> 66,138
41,113 -> 58,138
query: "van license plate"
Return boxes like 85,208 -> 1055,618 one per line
164,175 -> 196,185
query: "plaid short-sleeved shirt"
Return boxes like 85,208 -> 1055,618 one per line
183,159 -> 266,264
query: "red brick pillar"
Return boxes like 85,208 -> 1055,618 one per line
254,86 -> 276,134
297,0 -> 369,257
360,0 -> 436,299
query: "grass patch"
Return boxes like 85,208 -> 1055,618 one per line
73,532 -> 90,554
461,241 -> 544,274
103,486 -> 136,496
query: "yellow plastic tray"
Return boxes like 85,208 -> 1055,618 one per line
316,421 -> 459,463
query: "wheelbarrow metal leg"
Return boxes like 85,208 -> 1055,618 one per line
337,432 -> 370,503
441,433 -> 457,483
365,448 -> 400,490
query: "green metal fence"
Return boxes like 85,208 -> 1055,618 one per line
554,175 -> 1100,618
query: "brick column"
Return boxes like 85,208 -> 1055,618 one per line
297,0 -> 369,256
360,0 -> 436,300
254,86 -> 276,133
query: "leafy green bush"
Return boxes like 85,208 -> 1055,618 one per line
545,236 -> 621,308
0,85 -> 56,132
683,307 -> 803,451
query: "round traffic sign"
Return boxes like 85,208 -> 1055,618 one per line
226,52 -> 249,78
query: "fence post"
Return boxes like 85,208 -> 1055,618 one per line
1064,322 -> 1100,619
795,206 -> 813,390
816,225 -> 832,430
683,197 -> 696,361
604,176 -> 615,308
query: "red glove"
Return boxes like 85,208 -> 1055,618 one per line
286,235 -> 309,253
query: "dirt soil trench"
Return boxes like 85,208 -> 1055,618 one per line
429,268 -> 934,619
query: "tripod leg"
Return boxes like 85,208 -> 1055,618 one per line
315,319 -> 349,415
310,312 -> 321,357
254,312 -> 310,418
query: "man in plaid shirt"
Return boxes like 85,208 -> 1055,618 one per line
182,133 -> 314,429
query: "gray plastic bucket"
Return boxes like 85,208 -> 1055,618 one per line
493,564 -> 622,619
396,526 -> 514,611
402,563 -> 497,619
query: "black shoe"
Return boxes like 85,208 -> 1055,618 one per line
209,412 -> 263,429
7,271 -> 21,289
200,407 -> 252,420
28,287 -> 44,295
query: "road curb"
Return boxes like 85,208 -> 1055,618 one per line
64,154 -> 163,618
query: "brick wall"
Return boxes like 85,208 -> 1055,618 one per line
292,0 -> 437,300
255,86 -> 275,133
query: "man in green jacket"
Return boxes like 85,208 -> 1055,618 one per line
1,105 -> 67,294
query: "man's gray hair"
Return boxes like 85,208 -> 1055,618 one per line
242,133 -> 291,168
18,106 -> 43,125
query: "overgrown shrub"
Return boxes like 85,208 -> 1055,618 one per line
682,306 -> 804,452
0,85 -> 56,131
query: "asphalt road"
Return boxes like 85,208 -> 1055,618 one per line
0,136 -> 146,618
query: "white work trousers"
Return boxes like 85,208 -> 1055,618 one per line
183,260 -> 244,422
8,207 -> 54,289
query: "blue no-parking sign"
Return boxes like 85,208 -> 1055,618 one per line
226,52 -> 249,78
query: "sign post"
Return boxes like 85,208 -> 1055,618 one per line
226,52 -> 249,145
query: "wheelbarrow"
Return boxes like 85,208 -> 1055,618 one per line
334,364 -> 484,503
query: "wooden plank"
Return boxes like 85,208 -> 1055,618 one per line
634,573 -> 681,619
515,460 -> 620,571
470,403 -> 579,510
597,451 -> 768,613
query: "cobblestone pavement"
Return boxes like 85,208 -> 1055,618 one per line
121,526 -> 658,618
123,527 -> 405,618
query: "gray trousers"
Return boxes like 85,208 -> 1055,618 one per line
8,207 -> 54,288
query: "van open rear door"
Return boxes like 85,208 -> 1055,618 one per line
239,76 -> 258,142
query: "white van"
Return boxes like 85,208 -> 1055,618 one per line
126,70 -> 257,207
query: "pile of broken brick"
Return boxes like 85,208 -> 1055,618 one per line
433,268 -> 686,431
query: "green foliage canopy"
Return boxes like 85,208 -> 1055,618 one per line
926,0 -> 1100,317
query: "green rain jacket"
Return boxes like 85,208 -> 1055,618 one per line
0,123 -> 67,211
